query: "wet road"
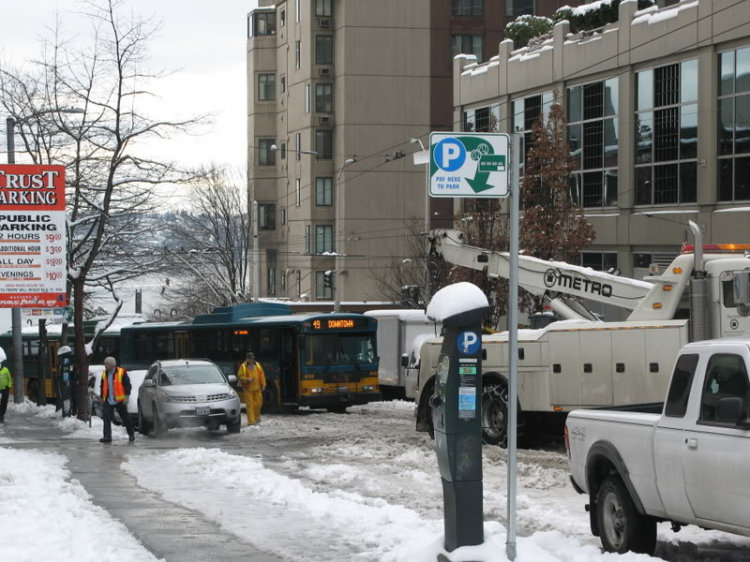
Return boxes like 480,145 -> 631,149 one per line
2,412 -> 284,562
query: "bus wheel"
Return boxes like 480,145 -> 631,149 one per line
326,405 -> 348,414
27,379 -> 38,403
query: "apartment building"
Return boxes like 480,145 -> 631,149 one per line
246,0 -> 578,303
453,0 -> 750,290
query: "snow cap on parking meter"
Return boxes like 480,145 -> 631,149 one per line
426,282 -> 490,327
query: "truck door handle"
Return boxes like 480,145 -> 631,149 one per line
686,438 -> 698,449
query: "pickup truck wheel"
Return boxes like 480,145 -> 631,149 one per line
597,475 -> 656,555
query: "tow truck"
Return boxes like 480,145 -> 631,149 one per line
414,223 -> 750,445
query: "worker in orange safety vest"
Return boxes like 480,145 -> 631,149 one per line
99,356 -> 135,443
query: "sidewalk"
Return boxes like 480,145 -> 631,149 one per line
0,407 -> 284,562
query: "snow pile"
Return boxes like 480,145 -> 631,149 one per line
0,447 -> 160,562
632,1 -> 697,25
7,399 -> 58,418
427,282 -> 489,323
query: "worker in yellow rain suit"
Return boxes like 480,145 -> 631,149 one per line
237,351 -> 266,426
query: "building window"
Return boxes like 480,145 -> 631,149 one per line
280,142 -> 286,159
506,0 -> 534,16
254,12 -> 276,36
316,225 -> 333,253
267,268 -> 277,295
316,83 -> 333,113
464,105 -> 500,133
296,41 -> 301,69
316,35 -> 333,65
316,271 -> 333,300
305,84 -> 311,113
634,60 -> 698,205
451,35 -> 483,63
258,204 -> 276,230
568,78 -> 619,208
718,46 -> 750,202
316,130 -> 333,159
281,208 -> 286,225
305,225 -> 311,254
280,75 -> 286,93
280,9 -> 285,26
296,271 -> 301,296
580,251 -> 618,273
258,74 -> 276,101
296,178 -> 301,206
451,0 -> 482,16
296,0 -> 301,22
280,272 -> 286,292
316,177 -> 332,206
295,133 -> 301,161
316,0 -> 332,17
258,139 -> 276,166
511,91 -> 553,175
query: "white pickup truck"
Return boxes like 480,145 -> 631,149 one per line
566,337 -> 750,555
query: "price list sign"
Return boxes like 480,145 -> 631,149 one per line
0,165 -> 67,307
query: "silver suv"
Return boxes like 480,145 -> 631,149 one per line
137,359 -> 242,436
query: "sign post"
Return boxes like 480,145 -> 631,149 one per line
428,131 -> 519,559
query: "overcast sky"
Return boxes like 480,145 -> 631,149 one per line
0,0 -> 259,173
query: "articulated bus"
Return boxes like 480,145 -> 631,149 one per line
118,302 -> 382,412
0,319 -> 123,401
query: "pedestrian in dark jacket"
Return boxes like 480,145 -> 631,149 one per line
99,356 -> 135,443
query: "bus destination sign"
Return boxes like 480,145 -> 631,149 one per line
312,318 -> 359,330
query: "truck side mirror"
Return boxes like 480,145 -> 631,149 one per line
401,353 -> 409,368
716,396 -> 744,424
733,272 -> 750,317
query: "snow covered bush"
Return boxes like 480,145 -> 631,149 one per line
504,15 -> 554,48
553,0 -> 656,35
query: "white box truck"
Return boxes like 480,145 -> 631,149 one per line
364,310 -> 440,400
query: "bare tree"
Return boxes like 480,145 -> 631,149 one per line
160,166 -> 250,317
370,218 -> 451,308
0,0 -> 205,418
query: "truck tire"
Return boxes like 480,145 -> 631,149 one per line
481,380 -> 510,447
596,475 -> 657,555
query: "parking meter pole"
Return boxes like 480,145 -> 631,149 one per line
506,133 -> 521,561
431,306 -> 489,552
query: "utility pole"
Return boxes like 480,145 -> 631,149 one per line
6,117 -> 24,403
334,158 -> 356,313
253,200 -> 260,302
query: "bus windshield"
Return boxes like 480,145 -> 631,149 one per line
304,333 -> 376,366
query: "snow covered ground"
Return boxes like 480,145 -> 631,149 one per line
0,447 -> 160,562
3,399 -> 750,562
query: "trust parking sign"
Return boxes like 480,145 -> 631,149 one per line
429,132 -> 510,199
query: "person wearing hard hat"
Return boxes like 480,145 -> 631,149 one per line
99,356 -> 135,443
237,352 -> 266,426
0,360 -> 11,423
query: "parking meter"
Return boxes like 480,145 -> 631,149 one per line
57,346 -> 74,417
430,305 -> 489,552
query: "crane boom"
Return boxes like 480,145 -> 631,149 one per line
428,230 -> 653,311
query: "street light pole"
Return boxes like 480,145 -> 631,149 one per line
334,158 -> 356,313
6,117 -> 24,403
411,137 -> 431,305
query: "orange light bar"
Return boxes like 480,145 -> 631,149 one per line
553,406 -> 564,412
653,303 -> 662,309
682,244 -> 750,254
663,285 -> 673,291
